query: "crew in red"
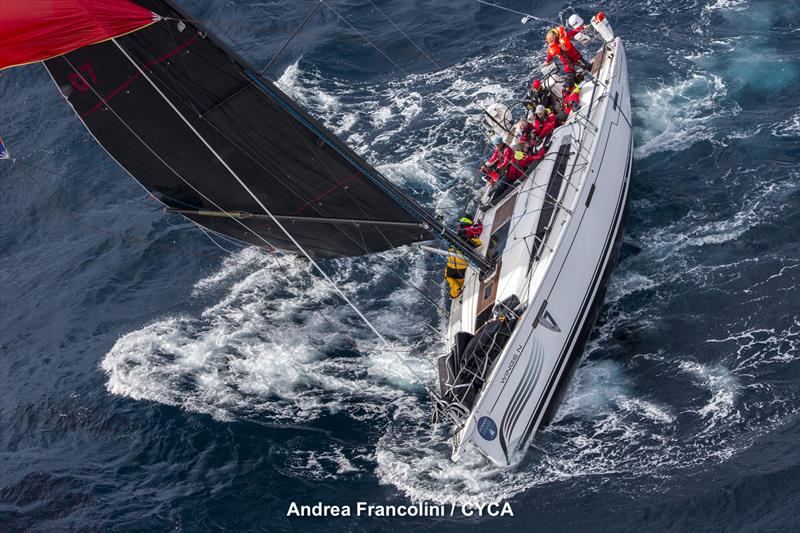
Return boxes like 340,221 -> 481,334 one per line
481,134 -> 513,183
457,217 -> 483,239
561,88 -> 581,115
514,117 -> 534,146
488,147 -> 547,206
532,105 -> 557,139
545,26 -> 588,73
506,147 -> 546,181
522,79 -> 553,111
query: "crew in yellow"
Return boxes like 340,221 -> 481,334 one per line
444,248 -> 468,298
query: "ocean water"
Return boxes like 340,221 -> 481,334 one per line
1,0 -> 799,531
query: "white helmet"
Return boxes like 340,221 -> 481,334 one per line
568,14 -> 584,28
535,104 -> 546,116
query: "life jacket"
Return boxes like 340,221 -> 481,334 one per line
507,148 -> 546,181
445,250 -> 468,279
554,26 -> 575,53
457,218 -> 483,238
547,43 -> 562,61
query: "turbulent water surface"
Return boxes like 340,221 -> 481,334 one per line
2,0 -> 799,530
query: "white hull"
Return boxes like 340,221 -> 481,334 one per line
445,38 -> 633,466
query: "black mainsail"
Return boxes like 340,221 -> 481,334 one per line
43,0 -> 444,259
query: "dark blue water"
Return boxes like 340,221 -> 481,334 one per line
2,0 -> 799,530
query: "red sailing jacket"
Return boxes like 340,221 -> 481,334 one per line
545,26 -> 585,72
486,145 -> 514,170
562,91 -> 581,114
532,112 -> 557,138
506,148 -> 546,181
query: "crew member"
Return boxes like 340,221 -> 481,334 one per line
544,25 -> 589,83
506,147 -> 546,182
480,134 -> 513,183
488,148 -> 547,205
521,79 -> 552,111
444,248 -> 468,298
560,84 -> 582,118
532,104 -> 557,140
457,217 -> 483,240
512,117 -> 534,149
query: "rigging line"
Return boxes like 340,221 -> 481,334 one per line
164,13 -> 482,274
475,0 -> 560,26
16,153 -> 233,214
194,217 -> 340,334
364,0 -> 442,70
195,223 -> 237,254
310,4 -> 496,272
14,161 -> 249,263
106,39 -> 439,398
236,72 -> 426,271
12,159 -> 231,262
57,56 -> 346,338
12,158 -> 164,212
206,77 -> 434,294
203,12 -> 448,285
127,32 -> 408,264
319,0 -> 473,121
14,137 -> 326,314
260,85 -> 431,286
356,258 -> 449,316
159,15 -> 465,307
261,0 -> 324,75
319,0 -> 406,72
199,225 -> 249,250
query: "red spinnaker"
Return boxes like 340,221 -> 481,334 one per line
0,0 -> 158,70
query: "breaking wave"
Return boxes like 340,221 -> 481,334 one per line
633,72 -> 734,159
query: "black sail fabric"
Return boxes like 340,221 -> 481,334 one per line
43,0 -> 432,258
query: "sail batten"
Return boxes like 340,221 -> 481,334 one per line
41,0 -> 434,258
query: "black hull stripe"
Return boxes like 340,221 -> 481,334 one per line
517,133 -> 633,449
498,339 -> 544,458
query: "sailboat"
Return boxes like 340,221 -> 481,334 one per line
436,11 -> 633,465
1,1 -> 631,467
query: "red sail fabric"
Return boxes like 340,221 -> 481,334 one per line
0,0 -> 157,70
